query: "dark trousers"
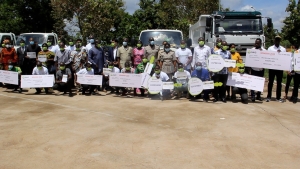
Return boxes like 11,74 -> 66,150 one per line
232,87 -> 248,103
212,74 -> 228,100
285,74 -> 294,95
82,84 -> 96,94
267,69 -> 283,99
53,81 -> 72,94
251,69 -> 264,97
292,73 -> 300,98
36,88 -> 49,93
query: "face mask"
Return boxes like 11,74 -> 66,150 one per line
5,44 -> 10,48
217,42 -> 222,47
37,66 -> 42,70
239,68 -> 245,74
60,48 -> 64,51
108,66 -> 113,69
292,49 -> 295,53
222,46 -> 228,51
199,41 -> 205,46
1,44 -> 4,47
123,42 -> 127,46
180,44 -> 186,48
20,43 -> 25,47
155,70 -> 160,74
90,39 -> 95,44
196,66 -> 202,71
142,58 -> 148,63
97,44 -> 101,48
87,67 -> 92,71
111,42 -> 115,46
78,43 -> 82,46
60,66 -> 65,70
76,48 -> 81,51
8,65 -> 13,70
137,44 -> 142,48
30,41 -> 34,45
69,42 -> 74,46
125,67 -> 131,71
178,68 -> 184,72
230,48 -> 236,53
58,40 -> 61,43
150,41 -> 154,45
42,47 -> 48,51
47,42 -> 52,46
165,48 -> 170,52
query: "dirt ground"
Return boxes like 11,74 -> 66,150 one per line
0,87 -> 299,169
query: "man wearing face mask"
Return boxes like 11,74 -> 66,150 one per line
71,43 -> 88,73
54,42 -> 71,69
175,40 -> 192,72
76,62 -> 96,95
158,43 -> 177,80
151,65 -> 171,99
213,41 -> 231,103
25,38 -> 41,74
117,38 -> 133,69
109,38 -> 119,62
191,37 -> 211,70
32,61 -> 49,94
76,39 -> 86,52
173,63 -> 191,99
7,61 -> 22,93
17,39 -> 27,73
66,39 -> 75,51
191,62 -> 210,102
119,61 -> 135,96
266,35 -> 286,103
86,35 -> 95,53
88,39 -> 104,75
144,37 -> 160,63
53,62 -> 73,97
47,39 -> 58,53
0,39 -> 18,70
214,38 -> 222,52
38,43 -> 55,75
231,64 -> 249,104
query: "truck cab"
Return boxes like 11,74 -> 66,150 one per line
139,29 -> 183,51
189,11 -> 272,62
16,33 -> 58,47
0,33 -> 17,46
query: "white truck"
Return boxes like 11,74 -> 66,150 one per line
139,29 -> 183,51
16,32 -> 59,47
0,32 -> 17,46
188,11 -> 273,61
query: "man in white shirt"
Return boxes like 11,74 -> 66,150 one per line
66,39 -> 75,51
266,35 -> 286,103
289,50 -> 300,104
152,65 -> 171,100
47,39 -> 58,53
76,62 -> 96,95
175,40 -> 193,72
191,37 -> 211,70
173,63 -> 191,98
86,35 -> 95,53
32,61 -> 49,94
250,38 -> 265,102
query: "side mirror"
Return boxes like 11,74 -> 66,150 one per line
206,17 -> 212,27
267,18 -> 273,28
187,38 -> 192,48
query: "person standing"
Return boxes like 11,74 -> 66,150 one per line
25,38 -> 41,74
38,43 -> 56,75
266,35 -> 286,103
109,38 -> 119,62
144,37 -> 160,63
132,40 -> 144,68
159,43 -> 177,80
250,38 -> 266,102
288,45 -> 300,103
86,35 -> 95,53
0,39 -> 18,70
88,40 -> 104,75
212,41 -> 231,102
175,40 -> 193,72
16,39 -> 27,73
66,39 -> 75,51
191,37 -> 211,70
47,39 -> 58,53
117,38 -> 132,69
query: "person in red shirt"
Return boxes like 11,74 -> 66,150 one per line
0,39 -> 18,70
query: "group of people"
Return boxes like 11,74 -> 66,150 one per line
0,34 -> 299,103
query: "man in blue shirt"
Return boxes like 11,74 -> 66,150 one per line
191,62 -> 210,102
88,39 -> 104,75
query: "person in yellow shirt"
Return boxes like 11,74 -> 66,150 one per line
227,43 -> 243,99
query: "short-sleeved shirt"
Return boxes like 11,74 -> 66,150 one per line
228,52 -> 242,73
191,45 -> 211,69
152,71 -> 169,82
56,68 -> 71,81
76,68 -> 94,75
174,70 -> 191,84
175,48 -> 193,69
159,51 -> 177,74
32,66 -> 49,75
144,45 -> 160,61
117,46 -> 133,68
54,49 -> 71,65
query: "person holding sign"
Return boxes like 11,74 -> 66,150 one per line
134,62 -> 146,97
231,64 -> 249,104
191,62 -> 210,102
53,62 -> 73,97
25,38 -> 41,75
173,63 -> 191,99
175,40 -> 193,72
0,39 -> 18,70
159,43 -> 177,80
32,61 -> 49,94
119,62 -> 135,96
266,35 -> 286,103
212,41 -> 231,103
151,65 -> 171,99
38,43 -> 55,75
103,62 -> 120,94
7,61 -> 22,93
76,62 -> 96,95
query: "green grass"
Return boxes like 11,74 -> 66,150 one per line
264,69 -> 294,86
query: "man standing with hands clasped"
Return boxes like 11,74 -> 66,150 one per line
266,35 -> 286,103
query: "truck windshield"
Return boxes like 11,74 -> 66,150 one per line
139,31 -> 182,46
215,18 -> 263,34
17,34 -> 46,46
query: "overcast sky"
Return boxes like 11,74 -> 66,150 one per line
124,0 -> 290,31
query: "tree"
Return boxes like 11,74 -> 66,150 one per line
0,0 -> 24,34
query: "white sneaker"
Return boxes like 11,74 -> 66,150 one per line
276,98 -> 284,103
266,98 -> 271,102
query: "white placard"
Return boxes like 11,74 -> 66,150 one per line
188,78 -> 203,96
62,75 -> 68,83
147,78 -> 163,94
27,52 -> 36,59
38,55 -> 47,62
245,49 -> 291,70
176,72 -> 187,79
294,53 -> 300,71
203,81 -> 214,90
77,74 -> 103,85
162,82 -> 174,89
0,70 -> 19,85
226,72 -> 265,92
224,59 -> 236,68
144,63 -> 153,74
21,75 -> 54,88
109,73 -> 142,88
208,54 -> 225,72
103,68 -> 112,76
141,73 -> 151,88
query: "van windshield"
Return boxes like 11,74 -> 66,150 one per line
17,34 -> 46,46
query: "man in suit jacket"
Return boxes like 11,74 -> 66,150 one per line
109,38 -> 119,62
17,39 -> 27,74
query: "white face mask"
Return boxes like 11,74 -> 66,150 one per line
5,44 -> 10,48
8,65 -> 13,70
